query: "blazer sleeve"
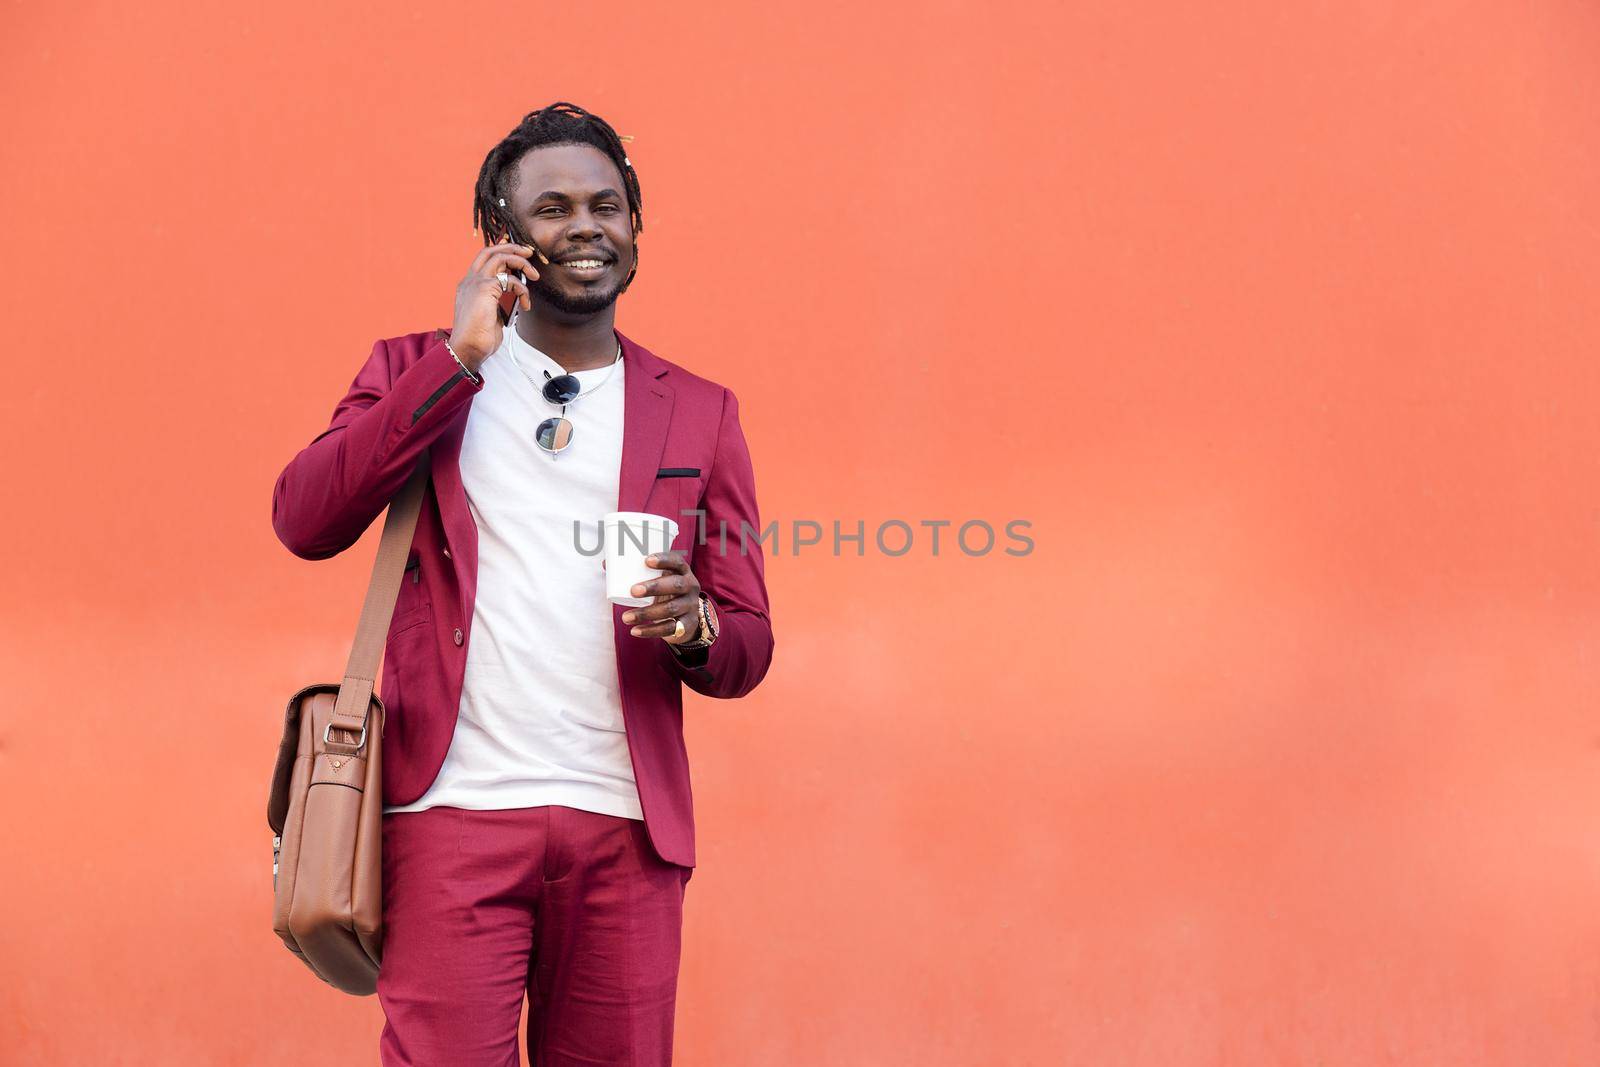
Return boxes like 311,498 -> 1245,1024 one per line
271,331 -> 484,560
665,386 -> 776,699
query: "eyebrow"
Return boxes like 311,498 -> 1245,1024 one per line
530,188 -> 623,205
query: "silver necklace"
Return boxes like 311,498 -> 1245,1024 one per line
502,316 -> 623,459
503,338 -> 623,400
502,315 -> 623,402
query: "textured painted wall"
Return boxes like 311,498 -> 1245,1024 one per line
3,2 -> 1598,1063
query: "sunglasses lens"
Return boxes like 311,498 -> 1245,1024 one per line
543,374 -> 581,405
536,416 -> 574,453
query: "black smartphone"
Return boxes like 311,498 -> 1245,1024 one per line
495,220 -> 549,326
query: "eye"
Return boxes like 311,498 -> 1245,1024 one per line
597,204 -> 620,213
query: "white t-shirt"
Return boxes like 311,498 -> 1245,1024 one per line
383,316 -> 641,820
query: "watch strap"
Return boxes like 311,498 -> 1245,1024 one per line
674,593 -> 718,650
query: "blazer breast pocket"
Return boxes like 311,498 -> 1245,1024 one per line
653,467 -> 705,538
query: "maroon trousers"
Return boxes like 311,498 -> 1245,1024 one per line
377,804 -> 692,1066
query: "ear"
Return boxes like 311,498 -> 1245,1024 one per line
622,244 -> 640,290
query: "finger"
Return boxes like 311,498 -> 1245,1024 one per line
510,234 -> 553,265
644,551 -> 687,573
484,250 -> 537,276
622,593 -> 698,627
488,274 -> 531,304
481,250 -> 539,282
628,607 -> 697,638
629,573 -> 695,600
470,240 -> 531,274
470,248 -> 535,282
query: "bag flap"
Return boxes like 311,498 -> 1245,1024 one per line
268,683 -> 337,833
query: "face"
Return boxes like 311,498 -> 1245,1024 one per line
501,142 -> 637,316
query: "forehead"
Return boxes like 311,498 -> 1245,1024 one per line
508,142 -> 625,199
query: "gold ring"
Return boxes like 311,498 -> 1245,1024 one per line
670,616 -> 687,641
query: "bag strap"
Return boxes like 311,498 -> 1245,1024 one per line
326,452 -> 432,746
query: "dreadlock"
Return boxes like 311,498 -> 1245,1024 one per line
472,102 -> 643,291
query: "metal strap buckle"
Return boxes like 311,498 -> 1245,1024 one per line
324,720 -> 368,750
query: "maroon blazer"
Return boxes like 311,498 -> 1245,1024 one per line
271,326 -> 774,869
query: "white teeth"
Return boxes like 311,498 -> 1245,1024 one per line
566,260 -> 604,269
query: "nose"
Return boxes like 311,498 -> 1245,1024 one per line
566,208 -> 604,243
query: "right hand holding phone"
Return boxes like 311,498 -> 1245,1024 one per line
448,238 -> 539,372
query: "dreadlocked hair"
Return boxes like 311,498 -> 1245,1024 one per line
472,102 -> 643,289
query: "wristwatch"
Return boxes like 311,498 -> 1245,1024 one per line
673,593 -> 719,651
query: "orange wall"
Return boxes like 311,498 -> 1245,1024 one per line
4,3 -> 1599,1064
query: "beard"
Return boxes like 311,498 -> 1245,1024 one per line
532,261 -> 632,315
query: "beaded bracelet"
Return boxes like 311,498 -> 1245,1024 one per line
442,337 -> 483,385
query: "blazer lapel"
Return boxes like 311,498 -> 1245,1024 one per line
611,329 -> 675,710
615,329 -> 674,514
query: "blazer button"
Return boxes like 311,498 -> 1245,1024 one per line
443,546 -> 451,559
452,627 -> 464,646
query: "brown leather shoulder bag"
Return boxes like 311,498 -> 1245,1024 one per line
266,453 -> 430,996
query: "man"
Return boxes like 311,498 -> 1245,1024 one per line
271,101 -> 774,1066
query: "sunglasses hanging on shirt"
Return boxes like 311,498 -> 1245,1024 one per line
502,314 -> 623,459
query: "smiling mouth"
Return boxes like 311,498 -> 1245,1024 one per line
560,259 -> 612,278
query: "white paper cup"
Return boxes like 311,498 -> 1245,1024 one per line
602,511 -> 680,607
